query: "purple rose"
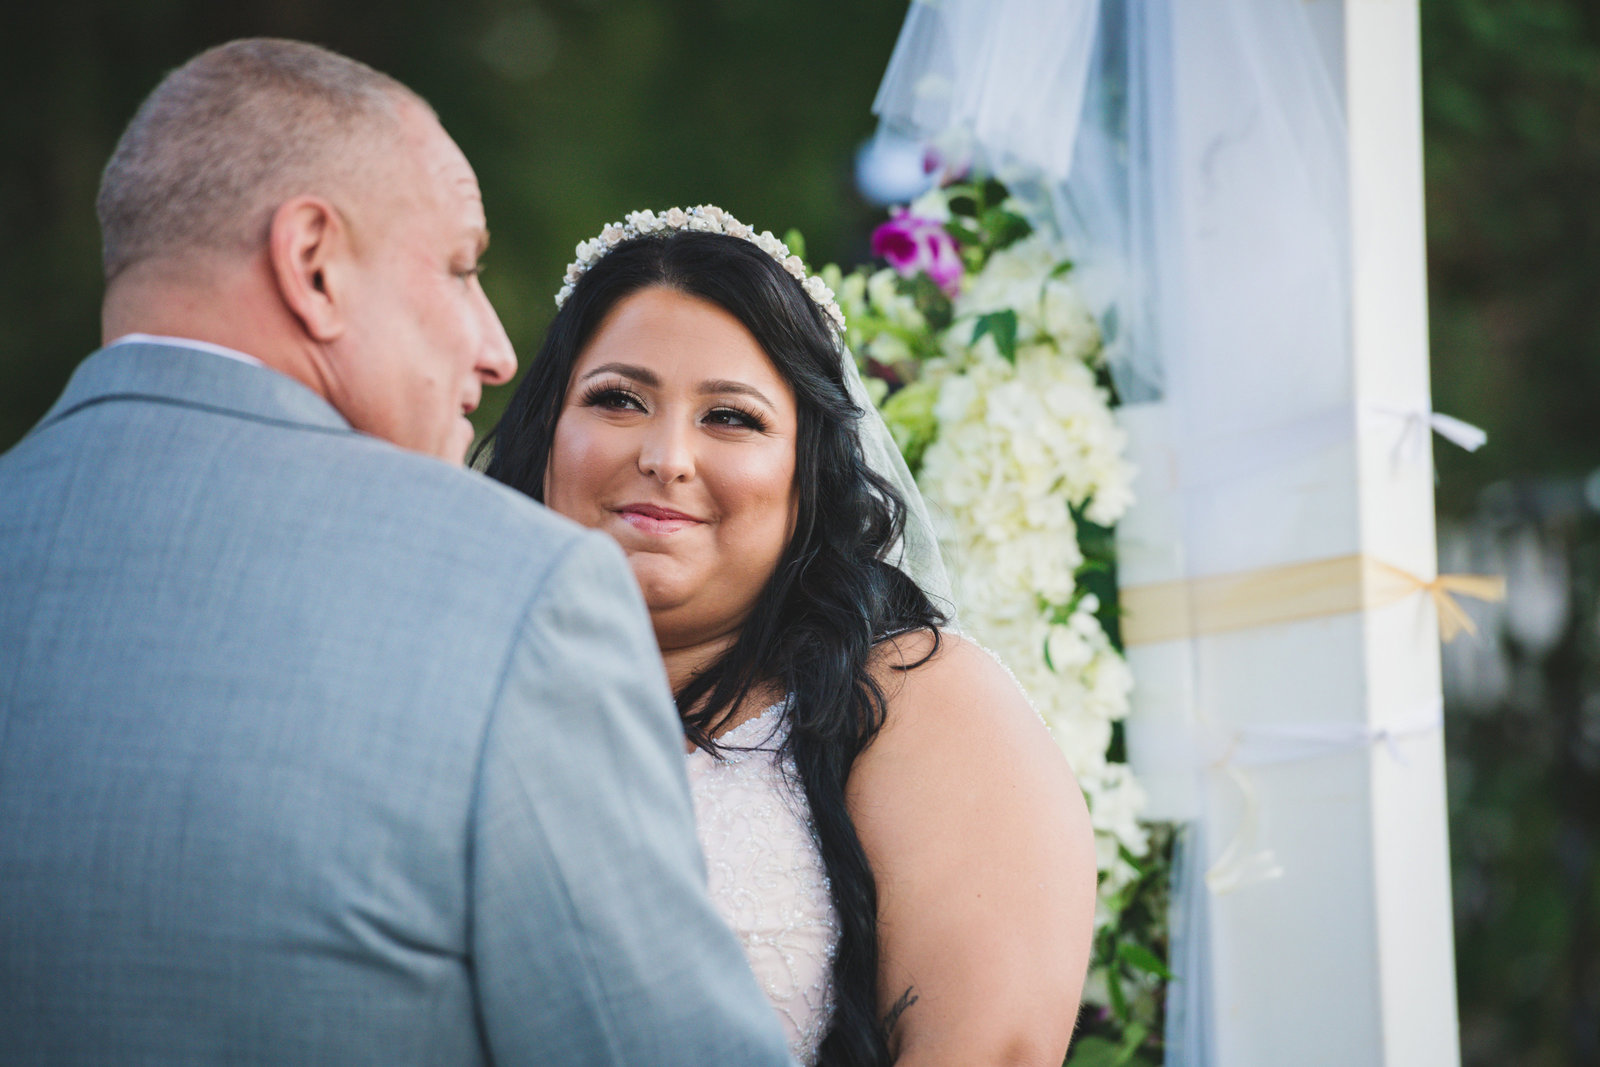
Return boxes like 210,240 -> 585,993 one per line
871,209 -> 963,297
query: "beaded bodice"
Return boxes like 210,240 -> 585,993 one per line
685,703 -> 839,1066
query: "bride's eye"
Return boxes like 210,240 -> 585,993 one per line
580,383 -> 646,412
704,405 -> 768,432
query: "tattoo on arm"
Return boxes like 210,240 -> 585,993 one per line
883,986 -> 919,1035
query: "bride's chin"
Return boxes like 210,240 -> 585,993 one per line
627,561 -> 687,608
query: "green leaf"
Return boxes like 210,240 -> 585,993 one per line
1117,843 -> 1148,870
1051,258 -> 1077,279
1117,942 -> 1175,981
1066,1025 -> 1150,1067
1064,1037 -> 1125,1067
879,376 -> 941,474
1106,962 -> 1128,1022
943,184 -> 982,217
970,310 -> 1019,363
1118,1022 -> 1151,1057
980,205 -> 1033,249
907,273 -> 954,332
781,228 -> 807,261
944,218 -> 983,245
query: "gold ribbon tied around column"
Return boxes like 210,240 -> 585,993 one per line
1120,553 -> 1507,647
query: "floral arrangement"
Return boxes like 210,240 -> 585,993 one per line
821,180 -> 1170,1064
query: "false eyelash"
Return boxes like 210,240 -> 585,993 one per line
579,381 -> 645,410
706,403 -> 770,433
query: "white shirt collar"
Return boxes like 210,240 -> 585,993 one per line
106,333 -> 265,368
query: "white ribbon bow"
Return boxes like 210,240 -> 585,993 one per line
1369,403 -> 1488,469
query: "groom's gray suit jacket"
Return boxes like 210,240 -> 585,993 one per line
0,342 -> 791,1065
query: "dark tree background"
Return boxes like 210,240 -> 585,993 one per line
0,0 -> 910,445
1423,2 -> 1600,1064
2,1 -> 1594,1062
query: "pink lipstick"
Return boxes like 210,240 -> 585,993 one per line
615,503 -> 703,535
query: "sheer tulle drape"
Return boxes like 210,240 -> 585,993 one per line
874,2 -> 1352,1063
873,0 -> 1100,188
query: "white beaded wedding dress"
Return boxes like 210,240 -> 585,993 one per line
685,701 -> 839,1066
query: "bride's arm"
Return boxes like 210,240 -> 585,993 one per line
850,631 -> 1098,1066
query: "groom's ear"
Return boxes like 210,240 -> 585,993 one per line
268,196 -> 349,344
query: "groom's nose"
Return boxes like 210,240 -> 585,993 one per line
475,300 -> 517,387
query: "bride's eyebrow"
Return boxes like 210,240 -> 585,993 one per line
580,362 -> 656,385
699,380 -> 775,408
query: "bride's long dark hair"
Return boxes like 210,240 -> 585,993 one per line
477,231 -> 944,1065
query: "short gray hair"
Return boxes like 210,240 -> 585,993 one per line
97,38 -> 423,282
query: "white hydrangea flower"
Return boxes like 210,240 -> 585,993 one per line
862,268 -> 926,335
954,233 -> 1105,367
908,247 -> 1143,886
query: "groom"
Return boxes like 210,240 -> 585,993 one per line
0,39 -> 789,1065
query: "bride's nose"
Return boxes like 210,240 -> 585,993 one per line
637,419 -> 695,484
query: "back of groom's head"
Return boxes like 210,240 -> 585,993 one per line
96,38 -> 517,465
98,39 -> 415,285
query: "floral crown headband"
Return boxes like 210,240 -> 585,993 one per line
555,204 -> 847,332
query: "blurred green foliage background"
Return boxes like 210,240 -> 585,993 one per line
0,0 -> 910,446
2,1 -> 1595,1062
1426,0 -> 1600,509
1423,3 -> 1600,1063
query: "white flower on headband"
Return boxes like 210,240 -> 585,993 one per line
555,204 -> 847,331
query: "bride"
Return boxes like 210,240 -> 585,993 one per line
481,206 -> 1096,1066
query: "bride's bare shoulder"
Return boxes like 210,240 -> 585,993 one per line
852,628 -> 1095,1062
868,628 -> 1044,742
